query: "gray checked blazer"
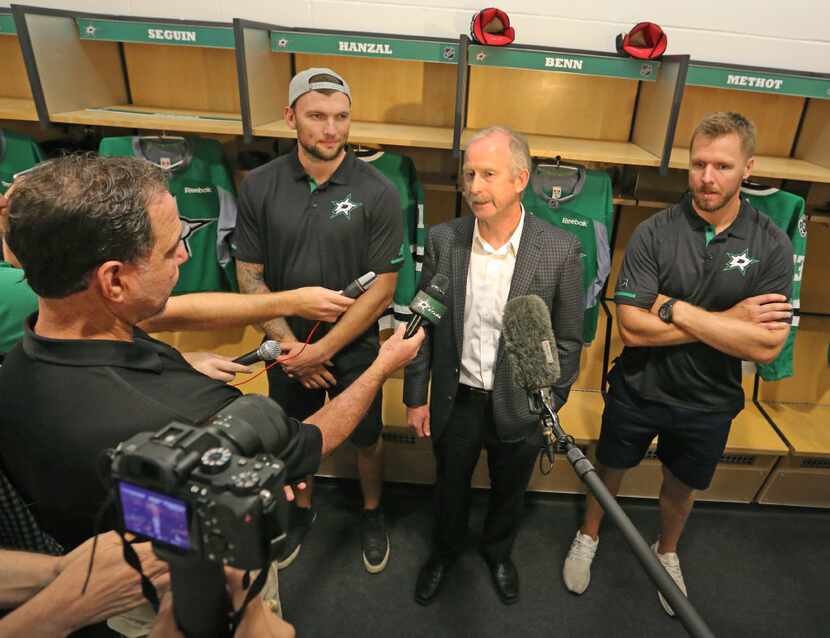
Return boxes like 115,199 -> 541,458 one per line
403,212 -> 584,443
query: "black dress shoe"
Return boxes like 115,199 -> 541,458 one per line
415,556 -> 452,606
485,557 -> 519,605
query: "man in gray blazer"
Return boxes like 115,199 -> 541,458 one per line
405,126 -> 584,606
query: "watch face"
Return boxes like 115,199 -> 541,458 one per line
659,301 -> 672,322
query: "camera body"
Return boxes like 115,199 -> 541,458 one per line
110,396 -> 292,570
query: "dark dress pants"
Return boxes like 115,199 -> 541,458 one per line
432,385 -> 543,562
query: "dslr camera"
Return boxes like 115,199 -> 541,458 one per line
109,395 -> 292,570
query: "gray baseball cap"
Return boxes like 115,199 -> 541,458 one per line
288,67 -> 352,107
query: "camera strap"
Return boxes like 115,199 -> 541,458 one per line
82,487 -> 161,613
229,567 -> 270,632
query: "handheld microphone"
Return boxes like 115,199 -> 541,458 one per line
232,340 -> 281,366
502,294 -> 561,465
341,271 -> 377,299
404,274 -> 450,339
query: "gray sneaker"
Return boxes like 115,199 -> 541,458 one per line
652,542 -> 688,616
562,530 -> 599,594
361,507 -> 390,574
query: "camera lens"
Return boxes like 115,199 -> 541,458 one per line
205,395 -> 293,458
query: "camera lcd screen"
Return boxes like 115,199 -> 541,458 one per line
118,482 -> 191,550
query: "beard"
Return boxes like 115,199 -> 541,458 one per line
691,182 -> 740,213
299,137 -> 346,162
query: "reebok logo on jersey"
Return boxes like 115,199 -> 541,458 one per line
561,217 -> 588,227
330,194 -> 362,220
184,186 -> 213,194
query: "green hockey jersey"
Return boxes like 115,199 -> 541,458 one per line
1,129 -> 45,194
522,165 -> 613,343
356,150 -> 425,329
99,136 -> 238,294
741,185 -> 807,381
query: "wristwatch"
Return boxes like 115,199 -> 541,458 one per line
658,298 -> 677,324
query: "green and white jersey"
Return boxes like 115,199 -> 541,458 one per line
356,150 -> 425,329
522,166 -> 613,343
741,185 -> 807,381
99,136 -> 238,294
1,129 -> 45,194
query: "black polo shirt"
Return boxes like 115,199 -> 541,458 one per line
233,148 -> 403,366
0,317 -> 322,550
612,194 -> 793,412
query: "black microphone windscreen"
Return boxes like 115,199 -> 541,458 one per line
502,295 -> 561,392
426,273 -> 450,303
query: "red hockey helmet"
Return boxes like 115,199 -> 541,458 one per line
470,7 -> 515,46
616,22 -> 667,60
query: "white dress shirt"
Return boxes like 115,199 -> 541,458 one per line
460,208 -> 525,390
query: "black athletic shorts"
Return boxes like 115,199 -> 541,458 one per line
267,357 -> 382,450
596,375 -> 739,490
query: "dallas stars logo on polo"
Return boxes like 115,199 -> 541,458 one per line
723,248 -> 760,276
180,217 -> 216,257
330,193 -> 362,220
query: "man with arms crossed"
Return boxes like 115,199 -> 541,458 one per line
406,127 -> 584,605
562,112 -> 794,615
234,68 -> 403,573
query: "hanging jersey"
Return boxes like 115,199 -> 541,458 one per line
356,150 -> 425,329
522,166 -> 613,343
1,129 -> 45,194
99,136 -> 238,294
741,185 -> 807,381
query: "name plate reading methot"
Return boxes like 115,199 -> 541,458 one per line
0,14 -> 15,35
687,65 -> 830,99
468,44 -> 658,81
270,31 -> 459,64
77,19 -> 234,49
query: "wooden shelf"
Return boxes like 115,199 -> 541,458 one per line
461,129 -> 660,167
50,104 -> 242,135
0,96 -> 38,121
727,403 -> 788,455
670,147 -> 830,183
253,119 -> 454,149
760,402 -> 830,457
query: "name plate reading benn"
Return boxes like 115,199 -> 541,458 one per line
468,44 -> 658,81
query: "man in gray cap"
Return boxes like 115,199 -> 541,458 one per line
234,68 -> 404,574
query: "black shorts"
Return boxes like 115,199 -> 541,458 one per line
267,359 -> 382,450
596,378 -> 738,490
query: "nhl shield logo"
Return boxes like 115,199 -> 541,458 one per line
798,215 -> 808,238
443,47 -> 456,61
640,64 -> 653,78
551,186 -> 562,199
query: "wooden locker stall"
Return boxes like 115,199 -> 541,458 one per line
0,7 -> 37,121
668,61 -> 830,183
13,6 -> 243,135
459,39 -> 687,169
235,20 -> 459,150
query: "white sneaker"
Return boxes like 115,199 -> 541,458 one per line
562,531 -> 599,594
652,542 -> 687,616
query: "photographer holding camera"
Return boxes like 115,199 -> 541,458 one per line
0,155 -> 424,637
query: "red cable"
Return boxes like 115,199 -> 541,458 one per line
231,320 -> 323,388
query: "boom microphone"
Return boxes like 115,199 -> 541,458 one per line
341,271 -> 377,299
502,294 -> 561,394
232,340 -> 281,366
502,294 -> 561,466
404,273 -> 450,339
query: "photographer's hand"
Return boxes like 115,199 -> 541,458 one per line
0,532 -> 170,638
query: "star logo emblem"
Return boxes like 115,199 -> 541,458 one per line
442,47 -> 456,61
330,194 -> 362,220
723,248 -> 760,276
179,217 -> 216,257
277,38 -> 288,48
85,24 -> 96,37
798,215 -> 808,238
476,51 -> 487,62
